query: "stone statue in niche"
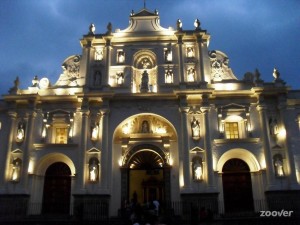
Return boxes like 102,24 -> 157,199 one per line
187,67 -> 195,82
11,158 -> 21,182
16,122 -> 25,143
118,51 -> 125,63
141,120 -> 150,133
191,117 -> 200,139
91,124 -> 99,141
187,47 -> 194,58
94,71 -> 102,86
274,155 -> 284,177
89,158 -> 99,182
116,72 -> 124,85
95,48 -> 103,61
165,49 -> 172,62
193,159 -> 203,180
165,69 -> 173,83
269,117 -> 279,137
140,70 -> 149,92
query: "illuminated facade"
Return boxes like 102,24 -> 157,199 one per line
0,8 -> 300,217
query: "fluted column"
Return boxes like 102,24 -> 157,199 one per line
196,35 -> 205,82
179,106 -> 191,190
100,108 -> 110,190
20,111 -> 37,192
257,104 -> 276,189
176,34 -> 185,83
278,101 -> 299,188
78,109 -> 89,191
104,37 -> 112,86
201,106 -> 215,190
0,111 -> 17,191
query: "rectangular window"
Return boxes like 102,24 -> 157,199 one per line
55,128 -> 68,144
225,122 -> 239,139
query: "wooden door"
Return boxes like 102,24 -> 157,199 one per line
42,162 -> 71,214
222,158 -> 254,213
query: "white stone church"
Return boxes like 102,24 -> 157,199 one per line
0,7 -> 300,219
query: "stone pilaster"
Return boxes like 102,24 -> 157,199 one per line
257,104 -> 276,189
100,108 -> 110,190
78,108 -> 90,191
0,111 -> 17,191
179,106 -> 191,190
20,110 -> 37,193
176,34 -> 185,83
201,106 -> 215,190
278,99 -> 299,189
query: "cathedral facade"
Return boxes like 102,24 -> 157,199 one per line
0,8 -> 300,218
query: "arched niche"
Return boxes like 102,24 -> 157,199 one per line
131,50 -> 158,93
217,148 -> 261,173
35,153 -> 76,176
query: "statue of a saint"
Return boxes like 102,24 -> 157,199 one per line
94,71 -> 101,86
191,117 -> 200,139
141,120 -> 150,133
187,47 -> 194,58
273,68 -> 280,80
16,122 -> 25,142
140,70 -> 149,93
165,69 -> 173,83
187,67 -> 195,82
274,158 -> 284,177
193,160 -> 203,180
11,159 -> 21,181
89,159 -> 98,182
269,117 -> 279,136
91,124 -> 99,141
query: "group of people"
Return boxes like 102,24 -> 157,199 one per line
121,198 -> 166,225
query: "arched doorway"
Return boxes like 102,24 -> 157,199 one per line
121,144 -> 171,206
42,162 -> 71,214
222,158 -> 254,213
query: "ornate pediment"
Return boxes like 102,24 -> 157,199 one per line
209,50 -> 237,82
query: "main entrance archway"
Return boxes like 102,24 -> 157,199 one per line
222,158 -> 254,213
42,162 -> 71,214
121,144 -> 171,206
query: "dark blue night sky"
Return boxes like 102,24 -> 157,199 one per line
0,0 -> 299,95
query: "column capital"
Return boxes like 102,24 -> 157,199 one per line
100,108 -> 110,116
7,111 -> 17,119
179,106 -> 190,114
256,104 -> 267,112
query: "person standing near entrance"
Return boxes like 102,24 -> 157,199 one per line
152,199 -> 160,216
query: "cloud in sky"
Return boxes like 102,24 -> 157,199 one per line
0,0 -> 299,95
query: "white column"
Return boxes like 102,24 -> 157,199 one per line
257,104 -> 276,189
176,34 -> 185,83
100,108 -> 110,191
0,111 -> 17,191
179,106 -> 191,190
20,111 -> 37,193
278,102 -> 299,188
104,37 -> 112,86
196,35 -> 205,82
201,106 -> 215,190
78,109 -> 89,191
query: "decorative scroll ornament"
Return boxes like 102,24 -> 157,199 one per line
209,50 -> 237,81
